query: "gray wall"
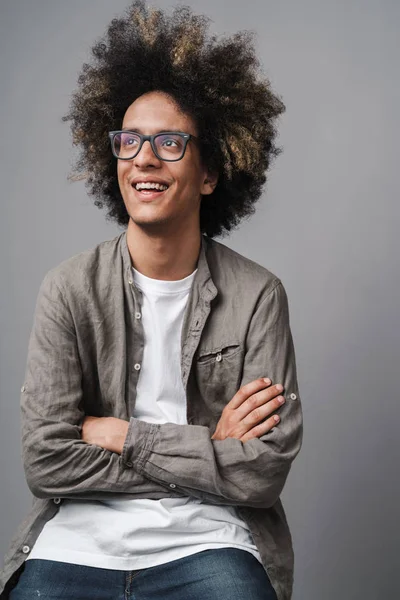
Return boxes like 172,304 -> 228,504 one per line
1,1 -> 399,598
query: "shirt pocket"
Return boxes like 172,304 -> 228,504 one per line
196,342 -> 242,364
195,342 -> 244,416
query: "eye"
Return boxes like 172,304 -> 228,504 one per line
120,133 -> 139,148
162,138 -> 178,147
156,134 -> 184,154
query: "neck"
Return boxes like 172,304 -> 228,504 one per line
126,219 -> 202,281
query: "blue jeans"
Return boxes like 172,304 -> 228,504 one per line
10,548 -> 278,600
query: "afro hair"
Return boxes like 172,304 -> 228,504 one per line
62,0 -> 286,238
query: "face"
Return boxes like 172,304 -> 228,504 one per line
117,91 -> 217,232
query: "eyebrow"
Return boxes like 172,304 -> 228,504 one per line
121,127 -> 188,134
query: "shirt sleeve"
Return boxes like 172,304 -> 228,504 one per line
121,280 -> 304,509
21,270 -> 185,501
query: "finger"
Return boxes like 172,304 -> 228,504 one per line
240,414 -> 280,443
241,393 -> 285,429
235,383 -> 284,420
228,377 -> 273,411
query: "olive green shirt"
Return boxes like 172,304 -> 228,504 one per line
0,231 -> 303,600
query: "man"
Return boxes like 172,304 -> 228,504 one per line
1,2 -> 303,599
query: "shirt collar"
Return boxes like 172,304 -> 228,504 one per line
119,229 -> 217,303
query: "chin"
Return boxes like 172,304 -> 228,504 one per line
128,212 -> 174,229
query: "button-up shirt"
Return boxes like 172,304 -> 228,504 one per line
0,231 -> 303,600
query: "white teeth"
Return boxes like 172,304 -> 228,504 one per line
134,182 -> 168,191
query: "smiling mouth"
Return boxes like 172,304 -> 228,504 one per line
131,185 -> 169,201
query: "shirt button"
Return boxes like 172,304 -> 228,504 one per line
128,278 -> 133,285
22,545 -> 30,554
53,498 -> 61,504
290,393 -> 297,400
135,312 -> 141,319
134,363 -> 141,371
169,483 -> 176,489
216,353 -> 222,362
126,461 -> 133,468
21,385 -> 26,393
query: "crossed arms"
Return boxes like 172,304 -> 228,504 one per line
21,271 -> 303,509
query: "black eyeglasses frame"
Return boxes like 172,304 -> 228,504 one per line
108,130 -> 197,162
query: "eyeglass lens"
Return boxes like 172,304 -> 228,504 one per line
112,132 -> 186,160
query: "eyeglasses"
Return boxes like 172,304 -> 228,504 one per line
108,130 -> 197,162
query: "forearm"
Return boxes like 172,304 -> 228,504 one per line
21,271 -> 185,501
119,281 -> 303,509
119,400 -> 301,509
23,420 -> 187,500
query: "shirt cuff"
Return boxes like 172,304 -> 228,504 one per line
120,417 -> 159,471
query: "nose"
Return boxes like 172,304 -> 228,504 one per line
133,139 -> 161,168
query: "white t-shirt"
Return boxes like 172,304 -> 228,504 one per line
28,265 -> 262,570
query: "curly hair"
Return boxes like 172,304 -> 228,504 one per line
62,0 -> 285,238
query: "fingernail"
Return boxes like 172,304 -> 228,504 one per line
263,378 -> 271,384
274,415 -> 280,422
276,384 -> 283,392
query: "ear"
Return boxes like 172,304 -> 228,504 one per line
200,169 -> 219,196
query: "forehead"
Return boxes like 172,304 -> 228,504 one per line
121,91 -> 197,135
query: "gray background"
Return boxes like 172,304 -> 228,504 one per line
1,1 -> 399,598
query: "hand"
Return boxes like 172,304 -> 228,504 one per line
81,416 -> 130,455
211,378 -> 285,443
